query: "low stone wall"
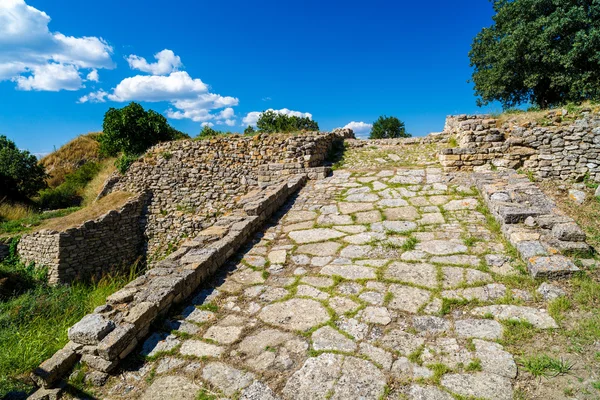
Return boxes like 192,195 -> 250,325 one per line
17,193 -> 148,285
439,110 -> 600,182
344,134 -> 448,148
105,130 -> 353,256
473,171 -> 587,278
30,175 -> 307,392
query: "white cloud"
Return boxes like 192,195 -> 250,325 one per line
126,49 -> 182,75
242,108 -> 313,127
86,69 -> 99,82
343,121 -> 372,136
107,71 -> 208,102
224,119 -> 236,126
0,0 -> 114,91
15,63 -> 82,91
78,89 -> 108,103
201,122 -> 214,127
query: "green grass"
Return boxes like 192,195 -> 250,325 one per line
401,236 -> 419,251
0,265 -> 130,397
0,207 -> 80,235
519,354 -> 574,378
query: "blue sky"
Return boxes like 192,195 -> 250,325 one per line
1,0 -> 498,155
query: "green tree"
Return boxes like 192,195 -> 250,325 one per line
98,102 -> 186,157
244,125 -> 255,135
0,135 -> 47,200
469,0 -> 600,109
369,116 -> 410,139
256,110 -> 319,133
197,125 -> 220,138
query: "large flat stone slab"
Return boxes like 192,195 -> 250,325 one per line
141,376 -> 200,400
471,305 -> 558,329
527,255 -> 580,279
385,262 -> 437,287
320,264 -> 377,280
387,284 -> 431,313
441,372 -> 513,400
283,353 -> 343,400
289,229 -> 346,244
259,299 -> 330,331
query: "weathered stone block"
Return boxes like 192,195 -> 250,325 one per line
124,302 -> 157,330
31,348 -> 79,387
552,223 -> 586,242
96,323 -> 136,361
68,314 -> 115,345
527,255 -> 580,279
81,354 -> 118,373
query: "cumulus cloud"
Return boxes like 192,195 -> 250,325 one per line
86,69 -> 99,82
242,108 -> 313,127
126,49 -> 182,75
342,121 -> 373,136
0,0 -> 114,91
80,51 -> 239,126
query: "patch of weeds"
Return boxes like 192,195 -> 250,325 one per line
465,358 -> 482,372
519,354 -> 574,378
440,298 -> 478,315
500,319 -> 538,346
548,296 -> 572,323
448,136 -> 458,148
483,312 -> 494,319
427,363 -> 452,383
383,291 -> 394,305
197,388 -> 219,400
262,270 -> 270,280
408,346 -> 424,365
160,151 -> 173,160
197,302 -> 218,312
401,236 -> 419,251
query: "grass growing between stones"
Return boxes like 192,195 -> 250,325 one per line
519,354 -> 574,378
0,267 -> 132,397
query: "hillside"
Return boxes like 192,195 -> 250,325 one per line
39,133 -> 103,188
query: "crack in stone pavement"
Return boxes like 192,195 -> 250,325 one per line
92,146 -> 559,400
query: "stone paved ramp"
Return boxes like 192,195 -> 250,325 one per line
92,147 -> 559,400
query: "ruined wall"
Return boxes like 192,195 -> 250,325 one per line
106,130 -> 353,255
17,193 -> 148,284
439,110 -> 600,182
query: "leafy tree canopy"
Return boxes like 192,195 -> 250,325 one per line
369,116 -> 410,139
469,0 -> 600,109
99,102 -> 188,157
256,110 -> 319,133
244,125 -> 255,135
0,135 -> 47,200
197,125 -> 220,138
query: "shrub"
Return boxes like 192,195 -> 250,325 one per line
37,162 -> 102,210
0,135 -> 47,200
115,154 -> 139,174
98,102 -> 186,157
256,110 -> 319,133
197,125 -> 220,139
244,125 -> 255,135
369,116 -> 410,139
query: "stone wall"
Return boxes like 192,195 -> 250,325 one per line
30,175 -> 307,391
439,110 -> 600,182
106,130 -> 353,256
17,193 -> 148,284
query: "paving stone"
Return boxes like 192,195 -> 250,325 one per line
334,225 -> 368,234
339,202 -> 375,214
237,329 -> 294,356
371,220 -> 418,233
301,276 -> 334,288
361,306 -> 392,325
473,339 -> 517,378
359,342 -> 393,370
317,214 -> 354,226
336,281 -> 363,294
320,205 -> 339,214
354,210 -> 383,223
418,213 -> 445,225
232,269 -> 266,285
312,326 -> 357,352
259,298 -> 330,331
292,254 -> 311,265
387,284 -> 431,313
296,242 -> 341,256
244,256 -> 268,268
289,228 -> 346,244
184,307 -> 216,324
407,384 -> 454,400
166,319 -> 201,335
345,193 -> 379,202
377,198 -> 410,207
331,357 -> 386,400
442,283 -> 507,302
286,211 -> 318,223
297,285 -> 329,300
343,232 -> 383,244
359,291 -> 384,305
441,372 -> 513,400
320,264 -> 377,280
383,206 -> 420,221
240,381 -> 280,400
202,362 -> 255,396
431,255 -> 481,267
203,325 -> 243,344
155,357 -> 185,374
421,337 -> 473,368
311,256 -> 333,266
259,287 -> 288,302
179,340 -> 224,358
282,353 -> 343,400
385,262 -> 437,286
378,329 -> 425,354
391,357 -> 433,380
413,316 -> 450,334
537,282 -> 566,301
455,319 -> 503,340
419,240 -> 468,255
443,199 -> 479,211
141,332 -> 180,357
335,317 -> 369,340
472,305 -> 558,329
401,250 -> 429,261
140,376 -> 200,400
340,245 -> 372,258
329,296 -> 360,314
268,250 -> 287,264
283,221 -> 315,233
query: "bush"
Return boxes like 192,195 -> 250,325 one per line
37,162 -> 102,210
369,116 -> 410,139
256,110 -> 319,133
244,125 -> 255,135
0,135 -> 47,200
115,154 -> 139,174
98,102 -> 187,157
197,125 -> 220,139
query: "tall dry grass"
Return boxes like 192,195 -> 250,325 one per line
0,202 -> 34,222
81,158 -> 116,206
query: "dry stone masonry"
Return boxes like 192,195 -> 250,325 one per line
439,109 -> 600,182
17,193 -> 149,284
